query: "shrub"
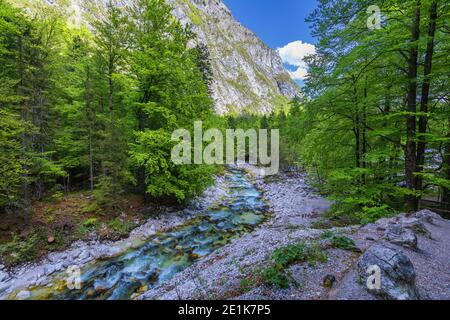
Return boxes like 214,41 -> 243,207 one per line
92,176 -> 124,212
262,266 -> 292,289
262,241 -> 327,289
271,241 -> 327,267
0,233 -> 39,266
321,231 -> 357,251
239,277 -> 257,293
330,235 -> 356,251
50,191 -> 64,202
107,217 -> 136,236
83,217 -> 98,227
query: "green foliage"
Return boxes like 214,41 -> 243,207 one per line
259,0 -> 450,223
321,231 -> 358,252
272,241 -> 327,267
262,241 -> 327,289
127,0 -> 220,203
49,191 -> 64,203
0,110 -> 27,208
130,129 -> 216,202
0,0 -> 221,214
0,232 -> 39,266
262,265 -> 293,289
330,235 -> 356,251
83,217 -> 98,228
92,176 -> 125,211
107,217 -> 137,236
239,277 -> 257,293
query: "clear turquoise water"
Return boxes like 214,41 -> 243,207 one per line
30,169 -> 269,300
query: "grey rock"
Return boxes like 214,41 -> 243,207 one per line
78,249 -> 90,261
384,224 -> 418,250
53,262 -> 64,273
47,253 -> 59,263
375,218 -> 395,231
323,274 -> 336,288
413,210 -> 442,225
36,277 -> 49,287
70,249 -> 80,260
16,290 -> 31,300
45,265 -> 56,276
0,271 -> 9,283
401,218 -> 432,238
357,244 -> 419,300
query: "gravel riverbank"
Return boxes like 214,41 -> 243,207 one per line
139,166 -> 450,300
139,165 -> 335,300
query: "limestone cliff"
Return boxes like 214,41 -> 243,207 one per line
26,0 -> 301,114
169,0 -> 300,114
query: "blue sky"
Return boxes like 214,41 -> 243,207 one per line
223,0 -> 318,47
223,0 -> 319,84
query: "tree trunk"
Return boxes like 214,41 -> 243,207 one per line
443,118 -> 450,204
352,80 -> 361,169
416,0 -> 438,192
404,0 -> 421,212
354,118 -> 361,169
18,35 -> 29,213
362,79 -> 368,184
85,66 -> 95,192
89,126 -> 94,192
108,67 -> 113,118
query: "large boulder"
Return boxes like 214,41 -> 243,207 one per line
401,217 -> 431,238
413,210 -> 442,225
384,224 -> 418,250
357,244 -> 419,300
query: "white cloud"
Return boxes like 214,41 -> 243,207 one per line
277,41 -> 316,81
288,68 -> 308,81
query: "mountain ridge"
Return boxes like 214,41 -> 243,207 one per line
17,0 -> 301,114
169,0 -> 300,114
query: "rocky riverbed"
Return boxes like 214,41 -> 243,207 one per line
0,175 -> 228,299
139,165 -> 450,300
1,165 -> 449,300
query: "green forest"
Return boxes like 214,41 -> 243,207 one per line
0,0 -> 449,267
273,0 -> 450,223
231,0 -> 449,224
0,0 -> 223,212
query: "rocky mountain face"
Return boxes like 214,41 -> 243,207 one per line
169,0 -> 300,114
33,0 -> 300,114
